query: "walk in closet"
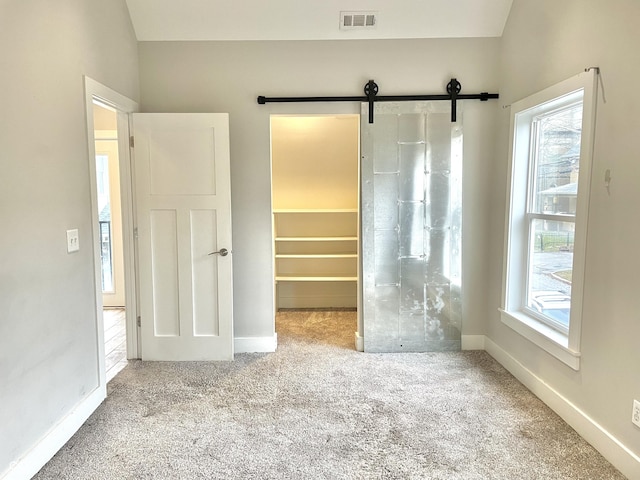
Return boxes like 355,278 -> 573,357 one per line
271,115 -> 359,309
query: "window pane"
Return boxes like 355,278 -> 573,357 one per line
527,219 -> 573,331
532,103 -> 583,215
96,154 -> 114,293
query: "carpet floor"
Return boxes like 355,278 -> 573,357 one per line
35,310 -> 625,479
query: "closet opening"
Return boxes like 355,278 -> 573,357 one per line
270,115 -> 360,348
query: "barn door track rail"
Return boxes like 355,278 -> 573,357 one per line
257,78 -> 499,123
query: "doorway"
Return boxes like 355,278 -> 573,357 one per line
84,76 -> 139,388
93,101 -> 127,380
270,115 -> 360,346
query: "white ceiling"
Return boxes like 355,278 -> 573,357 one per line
125,0 -> 513,41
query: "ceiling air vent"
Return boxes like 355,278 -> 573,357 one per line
340,11 -> 377,30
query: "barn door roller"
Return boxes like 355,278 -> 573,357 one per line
257,78 -> 498,123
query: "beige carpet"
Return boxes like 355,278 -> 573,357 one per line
35,310 -> 624,479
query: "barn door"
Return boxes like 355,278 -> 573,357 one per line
361,102 -> 462,352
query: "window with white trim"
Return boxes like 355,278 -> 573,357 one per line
501,71 -> 597,370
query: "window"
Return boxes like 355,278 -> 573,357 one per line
96,153 -> 114,293
501,71 -> 597,370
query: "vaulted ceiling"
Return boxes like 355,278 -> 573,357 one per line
125,0 -> 513,41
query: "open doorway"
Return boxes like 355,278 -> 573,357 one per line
84,76 -> 139,388
93,101 -> 127,380
270,115 -> 360,348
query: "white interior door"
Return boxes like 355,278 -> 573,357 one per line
133,113 -> 233,361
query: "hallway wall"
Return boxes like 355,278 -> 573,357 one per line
0,0 -> 139,476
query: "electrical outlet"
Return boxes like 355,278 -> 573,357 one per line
632,399 -> 640,428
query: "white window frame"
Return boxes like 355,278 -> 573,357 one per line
500,70 -> 597,370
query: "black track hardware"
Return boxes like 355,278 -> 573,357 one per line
257,78 -> 499,123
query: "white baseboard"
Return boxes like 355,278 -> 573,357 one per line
234,334 -> 278,353
2,385 -> 106,480
355,331 -> 364,352
461,335 -> 486,350
485,337 -> 640,480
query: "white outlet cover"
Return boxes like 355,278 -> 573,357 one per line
67,229 -> 80,253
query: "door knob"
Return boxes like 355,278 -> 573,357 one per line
208,248 -> 229,257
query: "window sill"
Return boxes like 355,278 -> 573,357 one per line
499,309 -> 581,371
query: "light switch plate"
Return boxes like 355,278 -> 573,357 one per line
633,399 -> 640,428
66,229 -> 79,253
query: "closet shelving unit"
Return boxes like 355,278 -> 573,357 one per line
273,208 -> 358,283
273,208 -> 358,309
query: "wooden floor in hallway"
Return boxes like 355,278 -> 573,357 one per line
104,308 -> 127,382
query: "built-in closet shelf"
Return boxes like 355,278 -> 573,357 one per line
275,254 -> 358,259
273,208 -> 358,213
273,209 -> 359,302
275,236 -> 358,242
275,276 -> 358,282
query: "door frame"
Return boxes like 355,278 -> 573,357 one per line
84,76 -> 139,388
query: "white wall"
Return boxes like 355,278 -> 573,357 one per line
138,38 -> 500,340
487,0 -> 640,473
271,116 -> 359,210
0,0 -> 138,476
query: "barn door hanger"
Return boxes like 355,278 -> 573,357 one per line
257,78 -> 499,123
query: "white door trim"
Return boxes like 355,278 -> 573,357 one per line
84,76 -> 139,386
